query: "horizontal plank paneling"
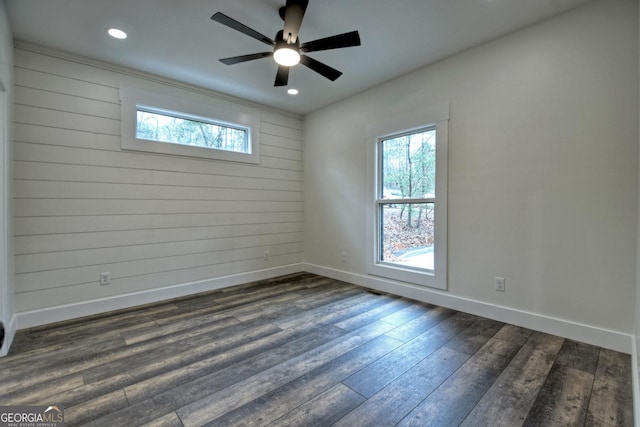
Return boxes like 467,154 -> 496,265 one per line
16,242 -> 304,292
14,85 -> 121,119
15,181 -> 302,202
14,123 -> 122,150
15,142 -> 303,181
14,162 -> 303,191
259,132 -> 304,151
15,253 -> 303,311
16,226 -> 305,255
260,144 -> 303,161
16,232 -> 303,273
15,215 -> 302,237
14,104 -> 120,135
13,47 -> 304,315
15,199 -> 302,218
260,121 -> 303,141
14,66 -> 119,102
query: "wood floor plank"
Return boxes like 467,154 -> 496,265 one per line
122,314 -> 239,346
63,390 -> 129,426
140,412 -> 185,427
204,334 -> 402,427
0,273 -> 632,427
0,337 -> 126,394
123,324 -> 344,403
522,338 -> 601,426
333,296 -> 413,331
459,330 -> 564,426
2,315 -> 262,397
586,349 -> 633,426
1,320 -> 153,374
554,339 -> 600,374
379,301 -> 433,327
153,286 -> 305,327
82,318 -> 271,383
273,292 -> 376,330
444,317 -> 505,355
522,365 -> 595,426
12,303 -> 181,344
334,346 -> 470,427
176,319 -> 397,427
343,311 -> 479,398
0,373 -> 85,405
232,284 -> 363,323
397,324 -> 527,427
87,325 -> 348,426
267,383 -> 366,427
50,322 -> 282,410
384,305 -> 455,343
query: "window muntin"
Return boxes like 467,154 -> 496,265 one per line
136,107 -> 250,154
377,127 -> 436,272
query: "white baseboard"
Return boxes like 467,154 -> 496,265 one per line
12,262 -> 634,355
0,313 -> 17,357
16,264 -> 304,330
303,263 -> 633,354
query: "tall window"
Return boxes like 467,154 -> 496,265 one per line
378,127 -> 436,271
366,104 -> 448,290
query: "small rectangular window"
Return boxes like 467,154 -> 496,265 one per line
120,86 -> 260,164
136,108 -> 250,154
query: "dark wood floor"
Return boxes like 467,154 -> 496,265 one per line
0,273 -> 633,426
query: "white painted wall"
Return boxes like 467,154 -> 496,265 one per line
12,46 -> 304,327
0,0 -> 15,356
305,0 -> 638,348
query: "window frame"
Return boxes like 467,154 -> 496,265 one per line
366,103 -> 449,290
377,125 -> 436,271
120,86 -> 260,163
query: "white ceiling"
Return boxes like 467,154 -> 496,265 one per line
6,0 -> 594,115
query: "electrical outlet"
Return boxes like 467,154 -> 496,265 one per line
495,277 -> 505,292
100,272 -> 111,286
263,250 -> 270,261
341,252 -> 347,263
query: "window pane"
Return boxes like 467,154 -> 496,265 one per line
380,203 -> 434,270
136,109 -> 249,153
382,128 -> 435,199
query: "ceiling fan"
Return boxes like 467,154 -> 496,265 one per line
211,0 -> 361,87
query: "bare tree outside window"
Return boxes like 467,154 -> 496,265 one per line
137,109 -> 249,154
379,127 -> 436,270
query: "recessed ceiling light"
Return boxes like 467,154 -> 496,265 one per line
287,89 -> 299,95
107,28 -> 127,40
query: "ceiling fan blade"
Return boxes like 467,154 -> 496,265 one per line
282,0 -> 308,44
274,65 -> 290,87
300,31 -> 361,53
300,55 -> 343,81
211,12 -> 275,46
219,52 -> 273,65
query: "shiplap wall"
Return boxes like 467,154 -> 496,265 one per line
12,45 -> 304,317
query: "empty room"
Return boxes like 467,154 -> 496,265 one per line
0,0 -> 639,425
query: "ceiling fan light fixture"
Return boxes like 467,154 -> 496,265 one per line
107,28 -> 127,40
274,45 -> 300,66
